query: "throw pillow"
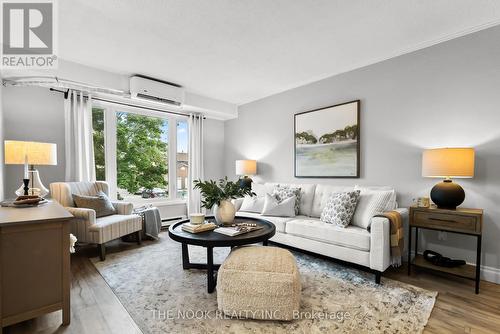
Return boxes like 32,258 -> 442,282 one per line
354,185 -> 397,211
320,191 -> 360,227
73,191 -> 116,218
351,188 -> 395,229
272,185 -> 301,215
239,196 -> 265,213
261,193 -> 296,217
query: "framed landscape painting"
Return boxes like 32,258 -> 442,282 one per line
294,100 -> 360,178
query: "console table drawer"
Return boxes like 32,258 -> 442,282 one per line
412,211 -> 480,234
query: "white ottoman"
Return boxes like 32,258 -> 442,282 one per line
217,246 -> 301,321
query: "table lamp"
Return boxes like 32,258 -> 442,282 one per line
422,148 -> 474,209
235,160 -> 257,189
4,140 -> 58,198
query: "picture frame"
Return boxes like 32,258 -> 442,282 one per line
294,100 -> 360,178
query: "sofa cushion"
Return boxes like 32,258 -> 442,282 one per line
285,217 -> 370,251
265,183 -> 317,216
262,194 -> 296,217
236,211 -> 300,233
310,185 -> 354,218
251,183 -> 269,197
352,188 -> 394,229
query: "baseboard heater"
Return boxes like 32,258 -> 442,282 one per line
161,216 -> 186,228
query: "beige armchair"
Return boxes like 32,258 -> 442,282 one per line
50,181 -> 142,260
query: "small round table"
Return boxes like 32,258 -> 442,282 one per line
168,216 -> 276,293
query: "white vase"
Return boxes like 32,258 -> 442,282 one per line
213,199 -> 236,225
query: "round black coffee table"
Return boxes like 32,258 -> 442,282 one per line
169,216 -> 275,293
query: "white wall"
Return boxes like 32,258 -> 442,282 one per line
203,118 -> 225,181
224,25 -> 500,276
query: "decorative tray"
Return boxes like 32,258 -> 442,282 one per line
0,198 -> 50,208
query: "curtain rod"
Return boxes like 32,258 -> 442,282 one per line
49,88 -> 205,119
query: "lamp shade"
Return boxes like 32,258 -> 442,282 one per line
422,148 -> 474,178
235,160 -> 257,176
4,140 -> 57,165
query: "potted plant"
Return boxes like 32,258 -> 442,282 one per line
193,177 -> 255,225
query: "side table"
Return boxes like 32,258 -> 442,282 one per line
408,206 -> 483,294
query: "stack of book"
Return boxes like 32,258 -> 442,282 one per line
182,222 -> 217,234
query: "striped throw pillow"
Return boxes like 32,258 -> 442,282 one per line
351,189 -> 394,229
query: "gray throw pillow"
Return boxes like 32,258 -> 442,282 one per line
73,191 -> 117,218
272,185 -> 301,215
320,190 -> 360,227
240,196 -> 265,213
261,193 -> 296,217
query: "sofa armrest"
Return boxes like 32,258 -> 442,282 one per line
369,216 -> 391,272
111,201 -> 134,215
65,207 -> 96,224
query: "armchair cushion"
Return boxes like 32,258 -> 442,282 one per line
89,214 -> 142,244
73,191 -> 116,218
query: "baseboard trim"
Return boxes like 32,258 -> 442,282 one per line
409,251 -> 500,284
480,265 -> 500,284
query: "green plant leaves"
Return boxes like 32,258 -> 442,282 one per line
193,177 -> 255,209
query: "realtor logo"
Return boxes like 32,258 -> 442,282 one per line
1,0 -> 57,69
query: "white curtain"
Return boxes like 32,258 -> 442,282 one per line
64,90 -> 96,182
187,113 -> 204,214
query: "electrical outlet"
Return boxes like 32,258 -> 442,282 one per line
438,231 -> 447,241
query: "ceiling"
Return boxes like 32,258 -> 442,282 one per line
59,1 -> 500,105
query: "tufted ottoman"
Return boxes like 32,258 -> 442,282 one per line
217,246 -> 301,321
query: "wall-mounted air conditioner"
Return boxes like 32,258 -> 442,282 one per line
130,75 -> 185,106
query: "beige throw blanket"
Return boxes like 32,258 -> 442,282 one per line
376,210 -> 404,267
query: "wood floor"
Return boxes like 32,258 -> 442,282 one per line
385,267 -> 500,334
3,246 -> 141,334
4,243 -> 500,334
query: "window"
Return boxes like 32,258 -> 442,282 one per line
116,111 -> 169,202
92,107 -> 106,180
91,104 -> 188,203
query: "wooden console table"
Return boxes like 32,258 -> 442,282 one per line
0,201 -> 73,332
408,206 -> 483,294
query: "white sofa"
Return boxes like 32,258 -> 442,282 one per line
235,183 -> 408,283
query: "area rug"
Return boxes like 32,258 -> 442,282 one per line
91,233 -> 437,334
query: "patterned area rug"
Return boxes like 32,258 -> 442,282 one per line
91,233 -> 436,334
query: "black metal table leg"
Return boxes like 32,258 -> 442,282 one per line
414,227 -> 419,260
207,246 -> 215,293
408,226 -> 412,275
181,243 -> 190,269
476,235 -> 482,294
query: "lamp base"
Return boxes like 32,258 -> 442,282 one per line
430,179 -> 465,210
15,168 -> 49,198
239,176 -> 253,189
